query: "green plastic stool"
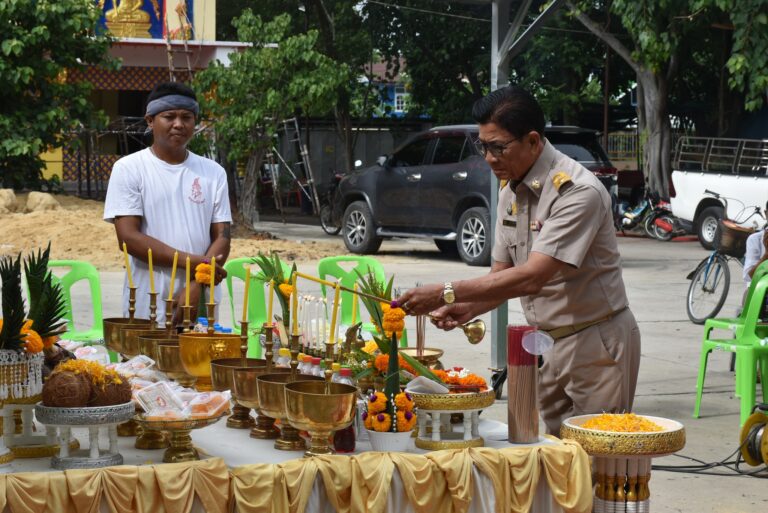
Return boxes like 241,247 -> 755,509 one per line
224,257 -> 267,358
693,272 -> 768,426
47,260 -> 104,343
317,255 -> 408,346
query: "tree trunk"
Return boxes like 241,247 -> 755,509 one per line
240,148 -> 266,228
636,69 -> 672,199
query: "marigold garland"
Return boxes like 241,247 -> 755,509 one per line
367,391 -> 387,414
277,281 -> 294,298
374,354 -> 415,375
194,263 -> 212,285
56,360 -> 124,388
582,413 -> 663,433
394,392 -> 414,412
371,412 -> 392,432
431,369 -> 487,389
362,411 -> 373,430
396,410 -> 417,432
22,329 -> 44,354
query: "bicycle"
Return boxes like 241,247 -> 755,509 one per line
319,172 -> 343,235
685,190 -> 764,324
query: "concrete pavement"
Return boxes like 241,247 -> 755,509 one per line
68,223 -> 765,512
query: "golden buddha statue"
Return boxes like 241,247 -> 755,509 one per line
99,0 -> 157,38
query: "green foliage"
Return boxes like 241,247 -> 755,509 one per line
0,0 -> 114,188
194,11 -> 345,161
252,251 -> 297,328
0,255 -> 25,352
24,243 -> 67,338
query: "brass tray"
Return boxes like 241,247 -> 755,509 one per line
134,412 -> 228,431
560,414 -> 686,457
409,388 -> 495,411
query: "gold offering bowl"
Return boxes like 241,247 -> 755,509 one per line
256,373 -> 324,451
155,342 -> 197,388
400,347 -> 445,369
122,328 -> 165,359
232,366 -> 290,438
178,333 -> 241,391
560,414 -> 686,457
211,358 -> 265,430
103,317 -> 151,355
138,333 -> 177,361
134,413 -> 227,463
284,381 -> 358,457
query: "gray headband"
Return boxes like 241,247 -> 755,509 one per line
146,94 -> 199,117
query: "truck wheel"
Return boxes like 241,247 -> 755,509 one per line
696,206 -> 723,250
457,207 -> 491,266
342,201 -> 382,254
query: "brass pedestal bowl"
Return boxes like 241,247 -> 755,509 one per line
178,333 -> 241,391
155,342 -> 197,388
134,413 -> 227,463
285,381 -> 358,457
256,373 -> 324,451
233,367 -> 290,439
138,333 -> 177,361
103,317 -> 151,355
400,347 -> 445,369
211,358 -> 265,429
122,327 -> 165,358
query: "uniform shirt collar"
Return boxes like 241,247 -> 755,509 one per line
519,139 -> 556,198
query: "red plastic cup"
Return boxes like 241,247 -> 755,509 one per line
507,325 -> 537,366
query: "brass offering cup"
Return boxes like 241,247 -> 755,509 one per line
461,319 -> 486,344
256,373 -> 324,451
103,317 -> 151,355
233,366 -> 290,438
138,333 -> 177,362
400,347 -> 445,369
178,332 -> 241,391
211,358 -> 265,429
156,342 -> 197,388
284,381 -> 358,457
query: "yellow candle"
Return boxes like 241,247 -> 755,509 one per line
267,279 -> 274,325
242,266 -> 251,323
122,242 -> 134,289
329,284 -> 341,344
210,256 -> 216,303
351,283 -> 358,325
147,248 -> 155,294
185,256 -> 191,307
291,273 -> 299,335
167,251 -> 178,301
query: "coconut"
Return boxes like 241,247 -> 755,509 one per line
42,371 -> 92,408
89,379 -> 131,407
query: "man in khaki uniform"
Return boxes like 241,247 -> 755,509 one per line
397,86 -> 640,434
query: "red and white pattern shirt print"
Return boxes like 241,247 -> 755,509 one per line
189,177 -> 205,204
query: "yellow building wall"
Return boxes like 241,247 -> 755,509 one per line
40,148 -> 63,180
194,0 -> 216,41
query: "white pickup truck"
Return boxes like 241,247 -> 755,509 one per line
670,136 -> 768,249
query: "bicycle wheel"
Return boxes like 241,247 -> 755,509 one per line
319,204 -> 341,235
686,255 -> 730,324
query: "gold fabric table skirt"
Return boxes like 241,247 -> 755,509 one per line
0,439 -> 591,513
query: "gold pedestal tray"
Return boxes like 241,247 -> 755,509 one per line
400,348 -> 445,369
211,357 -> 265,429
134,413 -> 227,463
178,333 -> 241,391
284,381 -> 357,457
410,389 -> 495,450
156,342 -> 197,388
103,317 -> 151,356
256,373 -> 324,451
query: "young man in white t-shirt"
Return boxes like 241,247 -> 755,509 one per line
104,82 -> 232,325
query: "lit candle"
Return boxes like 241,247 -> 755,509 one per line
291,273 -> 299,335
209,256 -> 216,303
185,256 -> 191,307
167,251 -> 178,301
147,248 -> 155,294
122,242 -> 134,289
351,283 -> 358,325
242,265 -> 251,323
267,279 -> 274,325
329,284 -> 341,344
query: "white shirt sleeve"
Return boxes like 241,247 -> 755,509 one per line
103,160 -> 144,223
211,166 -> 233,224
743,230 -> 766,284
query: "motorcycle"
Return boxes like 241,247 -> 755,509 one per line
620,194 -> 652,232
644,198 -> 688,241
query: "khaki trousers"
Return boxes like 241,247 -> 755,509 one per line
538,308 -> 641,435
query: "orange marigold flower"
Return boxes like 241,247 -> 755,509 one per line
367,391 -> 387,414
373,354 -> 414,375
22,329 -> 44,354
371,412 -> 392,432
394,392 -> 415,412
363,411 -> 373,430
23,319 -> 33,330
396,410 -> 417,432
278,283 -> 294,298
42,335 -> 59,349
383,307 -> 405,322
194,263 -> 212,284
459,374 -> 487,388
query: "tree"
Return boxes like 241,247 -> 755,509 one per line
194,11 -> 344,227
0,0 -> 113,189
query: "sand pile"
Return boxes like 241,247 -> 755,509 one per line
0,193 -> 344,270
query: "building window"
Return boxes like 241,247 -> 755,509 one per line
394,86 -> 407,112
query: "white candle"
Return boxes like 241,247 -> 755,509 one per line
321,298 -> 327,344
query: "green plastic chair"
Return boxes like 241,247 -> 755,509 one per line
317,256 -> 408,346
47,260 -> 104,342
693,272 -> 768,425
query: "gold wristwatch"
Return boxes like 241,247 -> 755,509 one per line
442,282 -> 455,304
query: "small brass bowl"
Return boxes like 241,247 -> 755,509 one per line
257,373 -> 324,451
284,381 -> 358,457
138,333 -> 177,362
155,342 -> 196,388
103,317 -> 151,354
211,358 -> 265,393
178,333 -> 241,391
400,347 -> 445,368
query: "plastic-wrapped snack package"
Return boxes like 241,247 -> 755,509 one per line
187,391 -> 231,418
114,354 -> 156,378
144,407 -> 187,421
136,381 -> 186,416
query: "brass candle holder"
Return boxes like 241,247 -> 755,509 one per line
206,301 -> 216,335
148,292 -> 159,328
128,286 -> 137,320
164,298 -> 175,336
263,323 -> 275,371
289,333 -> 301,380
324,341 -> 335,385
181,305 -> 193,333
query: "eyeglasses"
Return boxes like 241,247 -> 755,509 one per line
473,137 -> 518,158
